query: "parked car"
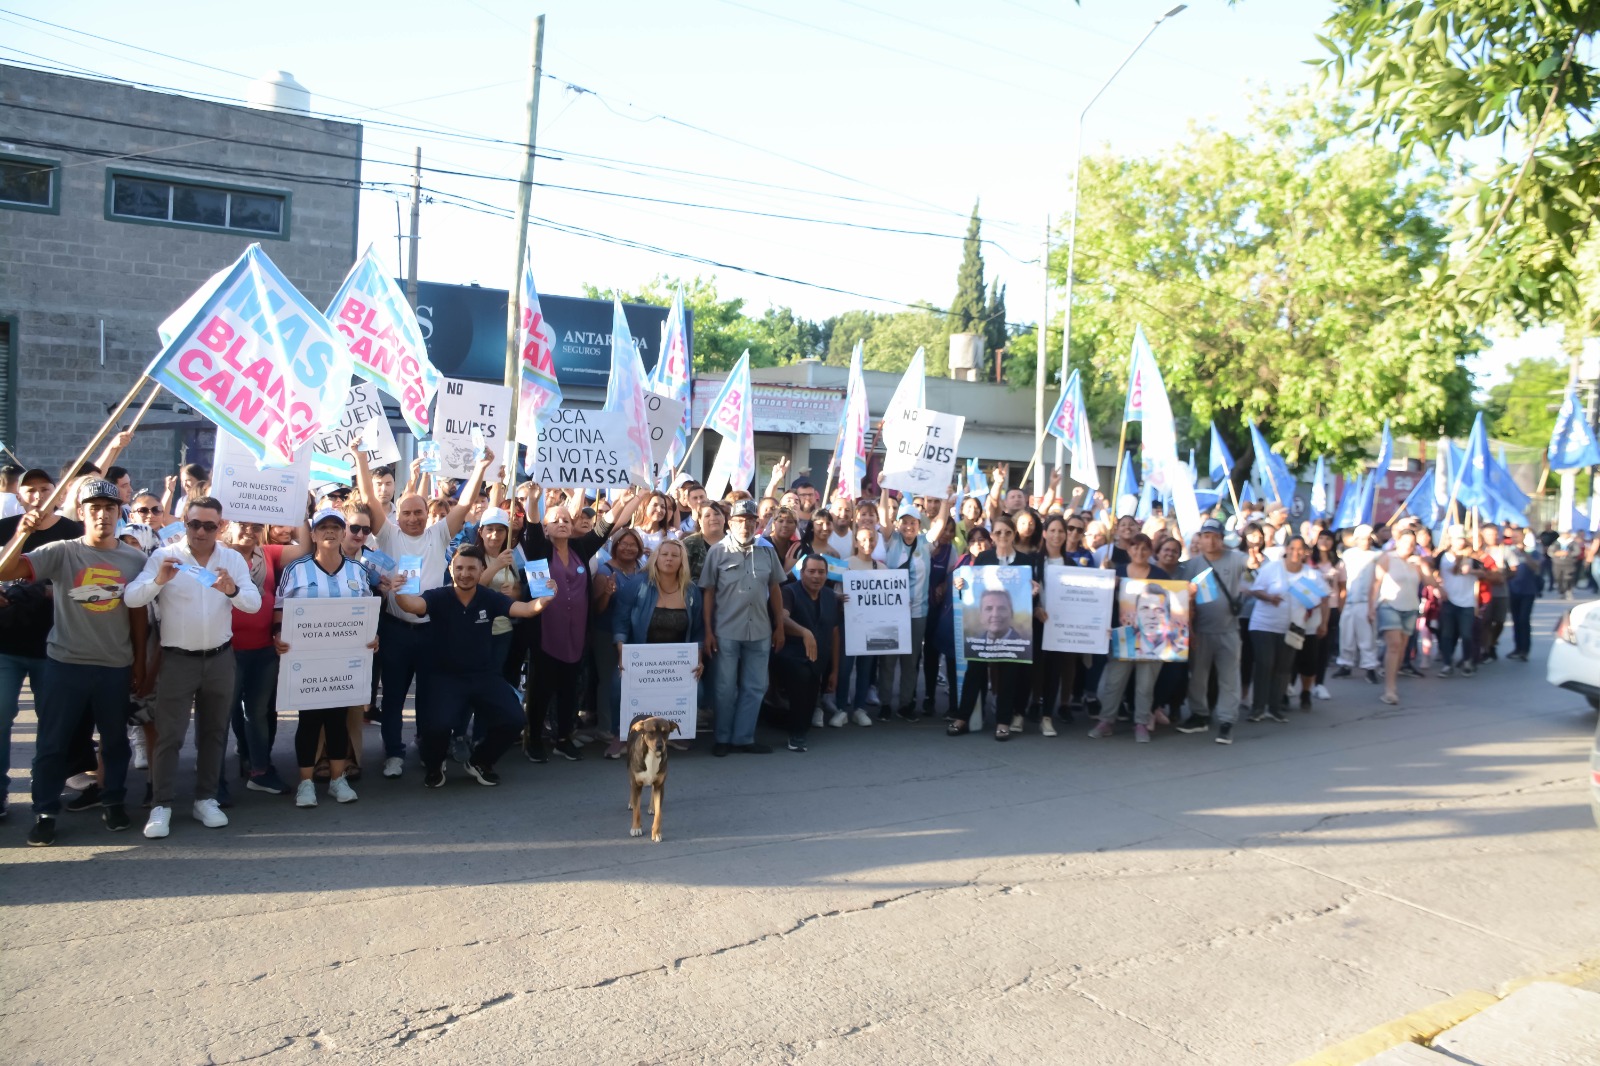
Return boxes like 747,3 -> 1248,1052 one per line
1547,600 -> 1600,828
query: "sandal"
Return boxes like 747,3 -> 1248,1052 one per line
946,720 -> 971,736
994,725 -> 1011,742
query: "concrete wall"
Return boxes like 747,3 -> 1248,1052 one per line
0,65 -> 360,489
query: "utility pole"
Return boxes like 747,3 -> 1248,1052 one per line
1031,215 -> 1049,497
394,199 -> 405,284
406,147 -> 421,309
504,15 -> 546,402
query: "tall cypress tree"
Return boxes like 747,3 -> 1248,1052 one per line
949,201 -> 986,335
983,280 -> 1007,357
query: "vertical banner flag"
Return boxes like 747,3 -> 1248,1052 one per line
703,350 -> 755,498
514,247 -> 561,446
1045,369 -> 1099,491
603,294 -> 654,487
965,457 -> 990,500
1433,435 -> 1452,522
1208,421 -> 1235,486
1247,423 -> 1294,505
883,347 -> 926,426
648,284 -> 692,478
1449,412 -> 1492,513
1309,456 -> 1328,519
1397,468 -> 1435,525
837,341 -> 870,500
1125,326 -> 1201,538
1123,327 -> 1152,423
1332,472 -> 1366,530
148,244 -> 353,468
325,245 -> 437,440
1118,451 -> 1140,502
1548,388 -> 1600,470
1357,420 -> 1393,524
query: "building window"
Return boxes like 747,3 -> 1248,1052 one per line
0,154 -> 60,213
107,170 -> 287,237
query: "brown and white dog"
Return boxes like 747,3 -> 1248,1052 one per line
628,716 -> 680,842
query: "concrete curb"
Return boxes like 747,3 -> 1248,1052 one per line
1289,957 -> 1600,1066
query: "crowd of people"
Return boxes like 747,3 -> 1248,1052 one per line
3,438 -> 1596,847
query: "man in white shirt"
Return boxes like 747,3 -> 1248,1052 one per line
124,495 -> 260,839
1334,524 -> 1382,682
356,445 -> 492,778
1436,525 -> 1482,677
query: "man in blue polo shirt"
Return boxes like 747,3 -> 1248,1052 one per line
394,543 -> 548,787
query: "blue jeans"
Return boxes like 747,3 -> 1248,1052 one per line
32,658 -> 132,816
1510,593 -> 1536,656
834,654 -> 875,712
379,613 -> 429,759
0,651 -> 45,793
1438,603 -> 1477,666
713,637 -> 769,745
230,645 -> 279,774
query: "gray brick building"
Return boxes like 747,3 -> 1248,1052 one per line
0,64 -> 361,489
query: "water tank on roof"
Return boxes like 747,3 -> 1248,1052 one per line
246,71 -> 311,115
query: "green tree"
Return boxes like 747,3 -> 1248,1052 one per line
583,276 -> 773,373
1055,91 -> 1482,478
1317,1 -> 1600,326
821,306 -> 947,373
984,281 -> 1009,363
949,202 -> 986,335
1484,356 -> 1570,449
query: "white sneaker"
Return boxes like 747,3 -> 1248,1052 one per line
193,799 -> 229,828
819,692 -> 839,716
295,779 -> 317,808
1313,684 -> 1332,701
828,710 -> 848,728
143,805 -> 171,839
865,685 -> 881,707
1287,678 -> 1301,697
382,756 -> 403,779
1041,717 -> 1058,737
328,775 -> 358,804
812,709 -> 825,729
851,709 -> 874,727
1009,714 -> 1025,732
129,726 -> 148,770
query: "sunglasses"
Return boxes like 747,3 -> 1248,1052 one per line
346,525 -> 372,536
132,506 -> 162,515
1066,525 -> 1085,534
186,520 -> 219,533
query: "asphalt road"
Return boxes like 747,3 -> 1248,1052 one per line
3,595 -> 1598,1066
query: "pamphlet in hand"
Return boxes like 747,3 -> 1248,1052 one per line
523,558 -> 554,599
418,441 -> 440,473
180,563 -> 217,588
397,554 -> 423,595
470,426 -> 487,462
363,547 -> 397,577
159,522 -> 186,545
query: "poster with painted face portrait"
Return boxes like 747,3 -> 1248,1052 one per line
1113,578 -> 1190,662
959,564 -> 1034,663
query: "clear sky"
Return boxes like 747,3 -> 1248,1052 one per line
0,0 -> 1546,384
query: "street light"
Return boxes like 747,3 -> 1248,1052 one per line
1032,3 -> 1187,496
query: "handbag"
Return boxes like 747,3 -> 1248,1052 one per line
1283,622 -> 1306,651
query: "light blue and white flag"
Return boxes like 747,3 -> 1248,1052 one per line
703,350 -> 756,498
1549,389 -> 1600,471
603,294 -> 654,487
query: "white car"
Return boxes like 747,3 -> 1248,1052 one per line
1548,600 -> 1600,710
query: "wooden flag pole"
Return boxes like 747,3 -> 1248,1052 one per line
1109,420 -> 1130,506
1016,424 -> 1053,491
0,374 -> 153,573
669,421 -> 713,487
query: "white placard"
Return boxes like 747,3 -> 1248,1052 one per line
646,392 -> 687,483
278,651 -> 373,712
432,376 -> 511,479
619,642 -> 699,739
528,406 -> 635,493
276,598 -> 379,711
842,569 -> 911,656
211,428 -> 310,526
879,408 -> 965,495
310,381 -> 401,470
1041,567 -> 1116,654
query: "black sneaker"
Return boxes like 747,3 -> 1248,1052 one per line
895,705 -> 919,723
1400,663 -> 1425,678
1215,723 -> 1234,745
1175,715 -> 1211,734
736,743 -> 773,754
1299,692 -> 1313,712
64,784 -> 102,812
1506,652 -> 1528,662
523,742 -> 548,764
27,815 -> 56,846
1365,669 -> 1379,685
102,804 -> 131,832
1332,666 -> 1352,679
1247,710 -> 1268,722
712,743 -> 731,757
1265,710 -> 1288,724
423,767 -> 447,789
787,737 -> 808,752
553,739 -> 582,762
1460,663 -> 1476,677
922,696 -> 935,715
463,761 -> 500,786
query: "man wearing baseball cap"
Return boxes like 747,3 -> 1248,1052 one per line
1175,517 -> 1250,743
0,478 -> 149,846
699,498 -> 786,756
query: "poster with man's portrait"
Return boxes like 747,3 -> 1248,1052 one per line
958,564 -> 1033,663
1112,578 -> 1190,662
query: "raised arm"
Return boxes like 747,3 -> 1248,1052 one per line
95,428 -> 136,471
446,449 -> 495,538
394,592 -> 429,617
353,447 -> 385,536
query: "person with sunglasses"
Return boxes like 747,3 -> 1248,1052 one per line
950,514 -> 1042,741
123,496 -> 261,838
1031,514 -> 1096,734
